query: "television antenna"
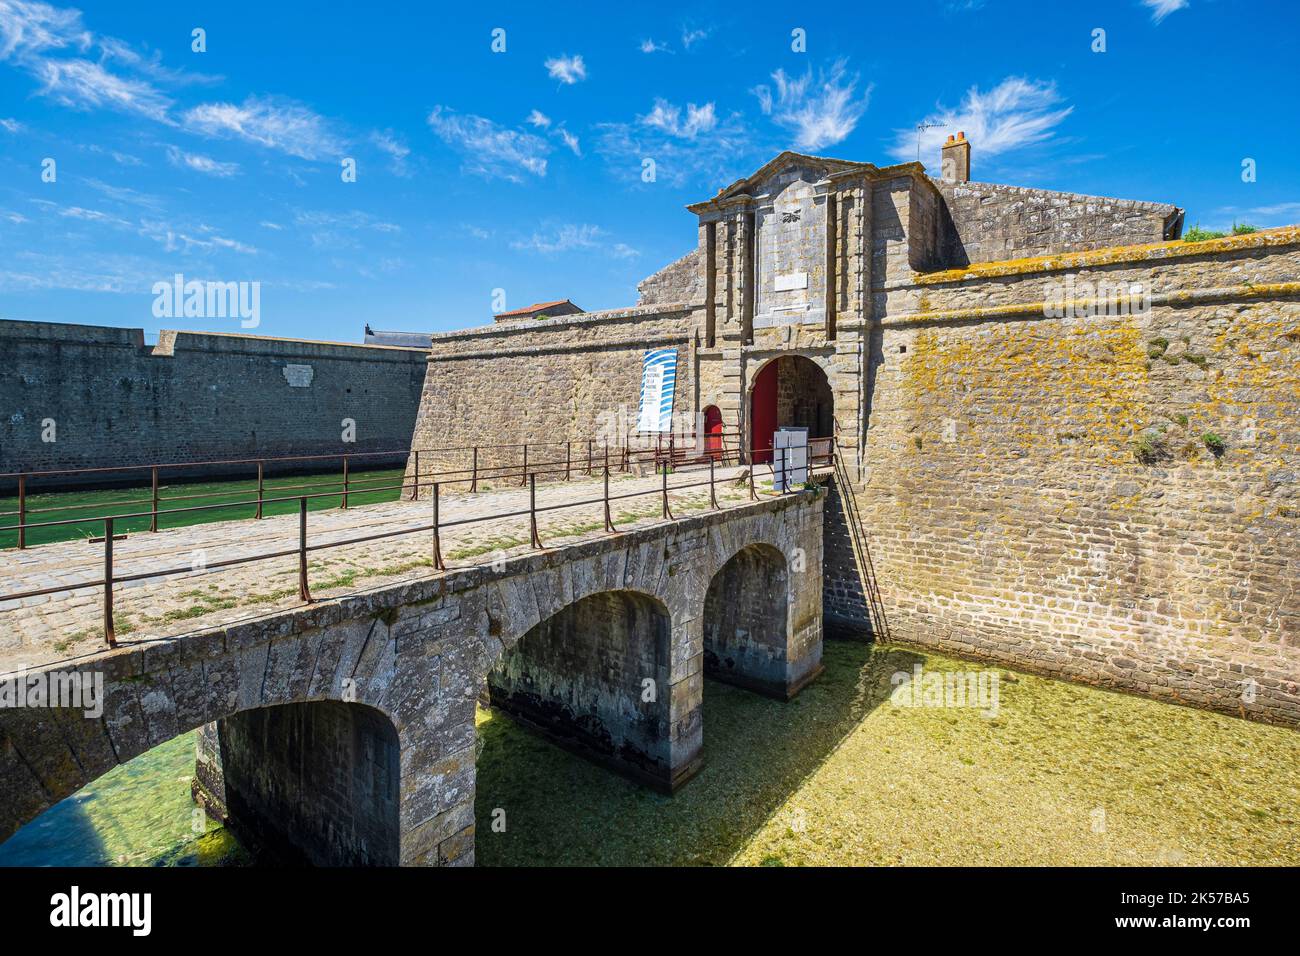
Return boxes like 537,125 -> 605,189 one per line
916,122 -> 946,163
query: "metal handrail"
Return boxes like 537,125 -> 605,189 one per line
0,429 -> 744,547
0,434 -> 831,649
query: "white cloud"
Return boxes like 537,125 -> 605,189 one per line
545,53 -> 586,85
889,76 -> 1073,165
166,144 -> 240,177
1143,0 -> 1188,23
681,26 -> 709,49
0,1 -> 177,121
2,209 -> 27,223
642,98 -> 717,139
138,219 -> 257,255
526,109 -> 551,128
260,220 -> 283,230
0,116 -> 23,132
597,100 -> 751,188
640,38 -> 670,54
426,106 -> 550,182
753,59 -> 872,152
183,96 -> 344,160
510,223 -> 639,259
291,208 -> 401,249
33,55 -> 172,120
370,129 -> 411,176
557,128 -> 581,157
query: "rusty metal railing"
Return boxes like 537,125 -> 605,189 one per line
0,433 -> 833,649
0,429 -> 749,549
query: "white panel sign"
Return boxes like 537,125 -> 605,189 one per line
773,426 -> 809,491
774,271 -> 808,292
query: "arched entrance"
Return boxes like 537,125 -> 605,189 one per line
749,355 -> 834,463
703,405 -> 724,459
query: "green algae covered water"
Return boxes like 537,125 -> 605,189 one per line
0,731 -> 248,867
2,643 -> 1297,867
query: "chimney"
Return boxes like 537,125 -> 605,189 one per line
941,131 -> 971,184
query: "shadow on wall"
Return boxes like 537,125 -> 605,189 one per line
473,639 -> 924,866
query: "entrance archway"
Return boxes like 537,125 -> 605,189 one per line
748,355 -> 833,463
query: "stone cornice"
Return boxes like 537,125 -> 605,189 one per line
913,226 -> 1300,286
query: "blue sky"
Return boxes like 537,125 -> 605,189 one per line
1,0 -> 1297,343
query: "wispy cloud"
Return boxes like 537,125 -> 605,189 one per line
557,128 -> 581,157
753,59 -> 872,151
889,76 -> 1073,165
1143,0 -> 1188,23
166,144 -> 240,177
681,26 -> 710,49
292,208 -> 400,249
597,98 -> 751,188
138,219 -> 258,255
511,222 -> 635,259
427,106 -> 550,182
0,1 -> 174,120
642,99 -> 717,139
370,129 -> 411,176
526,109 -> 551,128
544,53 -> 586,85
640,38 -> 670,54
183,96 -> 344,161
0,116 -> 23,132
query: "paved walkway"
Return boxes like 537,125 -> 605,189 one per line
0,463 -> 807,674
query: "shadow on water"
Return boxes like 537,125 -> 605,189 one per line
474,639 -> 924,866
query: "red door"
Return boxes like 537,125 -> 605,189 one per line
750,362 -> 778,464
704,405 -> 724,459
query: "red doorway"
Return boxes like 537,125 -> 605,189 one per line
750,361 -> 778,463
703,405 -> 724,459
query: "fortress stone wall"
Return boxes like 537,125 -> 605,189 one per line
1,320 -> 428,485
406,146 -> 1300,727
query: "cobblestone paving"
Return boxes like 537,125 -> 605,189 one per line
0,464 -> 799,674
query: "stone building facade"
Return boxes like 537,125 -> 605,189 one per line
406,139 -> 1300,727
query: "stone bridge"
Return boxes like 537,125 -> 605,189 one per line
0,488 -> 824,865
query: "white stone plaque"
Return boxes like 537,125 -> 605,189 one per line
774,271 -> 808,292
283,364 -> 314,387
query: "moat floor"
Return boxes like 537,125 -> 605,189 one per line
474,640 -> 1300,867
3,640 -> 1295,867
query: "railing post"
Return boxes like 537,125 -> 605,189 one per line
470,446 -> 478,494
661,463 -> 673,520
709,456 -> 718,509
749,461 -> 757,500
298,497 -> 312,603
256,461 -> 264,519
603,446 -> 615,532
521,444 -> 529,488
103,517 -> 116,648
529,473 -> 542,549
412,450 -> 421,501
150,466 -> 159,533
341,455 -> 350,510
622,436 -> 629,473
16,474 -> 25,550
668,433 -> 675,471
565,441 -> 571,482
431,481 -> 445,571
586,439 -> 593,476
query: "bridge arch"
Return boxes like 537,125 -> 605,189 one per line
703,543 -> 791,698
486,588 -> 678,790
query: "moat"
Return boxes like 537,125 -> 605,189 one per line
4,641 -> 1295,868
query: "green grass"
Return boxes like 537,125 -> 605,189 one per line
0,466 -> 408,548
475,641 -> 1300,866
